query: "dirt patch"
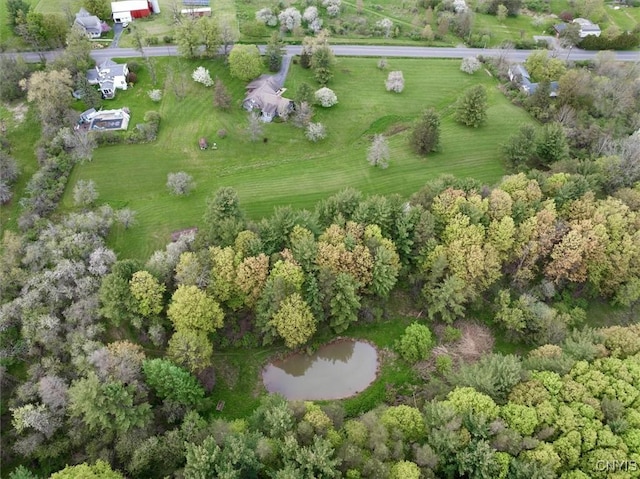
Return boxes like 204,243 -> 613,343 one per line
6,103 -> 28,124
414,320 -> 495,379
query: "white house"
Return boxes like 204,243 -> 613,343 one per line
86,59 -> 129,99
573,18 -> 601,38
111,0 -> 151,23
74,8 -> 103,38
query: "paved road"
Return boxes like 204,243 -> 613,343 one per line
5,44 -> 640,63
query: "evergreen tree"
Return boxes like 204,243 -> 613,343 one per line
455,85 -> 488,128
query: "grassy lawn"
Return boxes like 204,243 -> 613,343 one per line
473,12 -> 555,45
61,56 -> 533,260
62,58 -> 531,258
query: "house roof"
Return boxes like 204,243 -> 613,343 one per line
111,0 -> 149,13
573,18 -> 600,31
243,76 -> 293,118
75,8 -> 102,32
98,59 -> 128,77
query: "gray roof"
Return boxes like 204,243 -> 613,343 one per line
75,8 -> 102,32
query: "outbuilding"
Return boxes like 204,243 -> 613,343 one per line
111,0 -> 151,23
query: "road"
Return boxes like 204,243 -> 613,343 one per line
5,44 -> 640,63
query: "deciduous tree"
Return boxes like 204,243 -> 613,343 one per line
410,108 -> 441,155
167,285 -> 224,332
455,85 -> 488,127
269,293 -> 316,348
129,270 -> 165,317
367,134 -> 390,169
229,44 -> 263,81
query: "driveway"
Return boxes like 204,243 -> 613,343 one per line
110,22 -> 124,49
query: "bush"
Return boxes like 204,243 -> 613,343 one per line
460,56 -> 481,74
385,71 -> 404,93
145,36 -> 159,45
306,122 -> 327,142
377,58 -> 388,70
163,35 -> 173,44
126,72 -> 138,84
147,89 -> 162,102
396,323 -> 434,363
166,172 -> 195,196
192,66 -> 213,87
217,129 -> 227,139
314,87 -> 338,107
435,355 -> 453,375
443,326 -> 462,343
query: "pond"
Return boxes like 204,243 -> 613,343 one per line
262,340 -> 379,400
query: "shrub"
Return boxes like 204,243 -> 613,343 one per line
435,354 -> 453,375
163,35 -> 173,44
314,87 -> 338,107
396,323 -> 434,363
377,58 -> 388,70
217,129 -> 227,139
443,326 -> 462,343
192,66 -> 213,87
306,122 -> 327,142
147,89 -> 162,102
126,72 -> 137,84
385,71 -> 404,93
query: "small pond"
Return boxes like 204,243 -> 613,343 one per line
262,340 -> 378,400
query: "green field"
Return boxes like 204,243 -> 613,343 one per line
60,57 -> 534,260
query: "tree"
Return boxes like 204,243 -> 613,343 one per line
83,0 -> 110,19
167,329 -> 213,373
315,87 -> 338,107
381,405 -> 425,441
115,208 -> 137,229
292,101 -> 314,128
536,122 -> 569,166
460,56 -> 481,74
424,275 -> 468,323
385,71 -> 405,93
99,259 -> 143,325
269,293 -> 316,348
396,323 -> 434,363
6,0 -> 30,30
390,461 -> 420,479
67,373 -> 152,434
410,108 -> 441,155
192,66 -> 213,87
202,187 -> 246,246
167,285 -> 224,332
247,111 -> 264,142
198,16 -> 221,58
52,25 -> 93,77
213,77 -> 232,110
23,69 -> 74,128
278,7 -> 302,31
73,179 -> 99,207
176,19 -> 200,58
328,273 -> 361,333
256,7 -> 277,26
229,44 -> 263,81
306,122 -> 327,142
265,32 -> 285,72
311,43 -> 336,85
167,172 -> 196,196
50,460 -> 124,479
129,270 -> 165,317
75,73 -> 103,109
0,56 -> 31,101
455,85 -> 488,128
367,134 -> 390,169
220,20 -> 238,56
524,50 -> 566,82
501,124 -> 537,170
142,358 -> 205,406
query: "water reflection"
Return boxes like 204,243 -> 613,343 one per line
262,340 -> 378,400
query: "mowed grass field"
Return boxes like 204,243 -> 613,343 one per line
62,57 -> 533,260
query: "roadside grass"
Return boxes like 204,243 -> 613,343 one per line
61,57 -> 532,260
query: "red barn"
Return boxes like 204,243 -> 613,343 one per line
111,1 -> 151,23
